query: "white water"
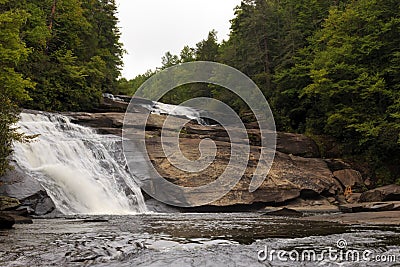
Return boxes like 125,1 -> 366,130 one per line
13,112 -> 147,215
104,94 -> 207,124
149,102 -> 206,124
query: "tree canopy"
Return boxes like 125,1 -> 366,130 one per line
1,0 -> 399,184
121,0 -> 399,185
0,0 -> 123,175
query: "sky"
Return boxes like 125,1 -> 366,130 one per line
116,0 -> 242,79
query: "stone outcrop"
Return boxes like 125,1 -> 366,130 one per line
2,101 -> 376,209
145,136 -> 341,206
360,185 -> 400,202
333,169 -> 364,188
0,165 -> 55,215
67,110 -> 347,207
69,112 -> 321,156
276,132 -> 320,158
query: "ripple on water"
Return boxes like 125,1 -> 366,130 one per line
0,214 -> 399,267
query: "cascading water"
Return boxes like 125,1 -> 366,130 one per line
13,112 -> 147,215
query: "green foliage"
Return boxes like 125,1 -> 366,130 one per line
302,0 -> 400,183
16,0 -> 124,111
1,0 -> 124,175
0,0 -> 35,176
119,30 -> 220,103
117,70 -> 155,96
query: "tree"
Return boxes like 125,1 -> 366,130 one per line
303,0 -> 400,184
0,0 -> 34,176
17,0 -> 124,111
195,30 -> 219,61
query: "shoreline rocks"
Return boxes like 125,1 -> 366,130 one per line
66,106 -> 348,207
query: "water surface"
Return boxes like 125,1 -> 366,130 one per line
1,213 -> 399,266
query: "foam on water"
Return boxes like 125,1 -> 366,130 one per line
13,112 -> 147,215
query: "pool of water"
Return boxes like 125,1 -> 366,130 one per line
0,213 -> 399,266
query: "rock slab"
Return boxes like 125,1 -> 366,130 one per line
360,185 -> 400,202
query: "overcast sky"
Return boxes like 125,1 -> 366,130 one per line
116,0 -> 242,79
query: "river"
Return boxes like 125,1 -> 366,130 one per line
1,213 -> 399,266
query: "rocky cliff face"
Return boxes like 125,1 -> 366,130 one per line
68,105 -> 360,207
0,97 -> 373,212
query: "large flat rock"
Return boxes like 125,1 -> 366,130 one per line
145,137 -> 341,206
66,111 -> 341,207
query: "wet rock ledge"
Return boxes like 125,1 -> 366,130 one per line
65,96 -> 388,209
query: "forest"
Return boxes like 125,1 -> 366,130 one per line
0,0 -> 122,175
1,0 -> 399,185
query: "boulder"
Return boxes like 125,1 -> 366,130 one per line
22,191 -> 55,216
339,202 -> 399,213
0,213 -> 15,229
364,203 -> 395,212
0,166 -> 55,215
99,97 -> 129,112
276,132 -> 320,158
360,185 -> 400,202
324,159 -> 352,172
0,165 -> 43,200
339,204 -> 363,213
333,169 -> 364,188
1,211 -> 33,224
345,193 -> 362,204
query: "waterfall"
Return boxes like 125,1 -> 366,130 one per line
13,112 -> 147,215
